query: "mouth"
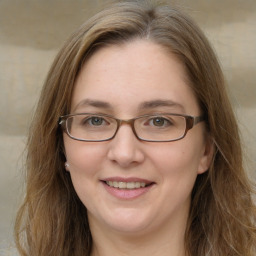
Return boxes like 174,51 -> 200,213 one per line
101,178 -> 155,199
105,181 -> 152,189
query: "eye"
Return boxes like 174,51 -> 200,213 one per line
80,116 -> 108,127
149,116 -> 172,127
89,116 -> 104,126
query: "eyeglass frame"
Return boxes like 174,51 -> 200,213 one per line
59,113 -> 205,142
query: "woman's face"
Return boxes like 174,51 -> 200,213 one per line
63,40 -> 212,235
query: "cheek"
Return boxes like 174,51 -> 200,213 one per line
63,137 -> 107,176
63,138 -> 107,206
150,137 -> 204,180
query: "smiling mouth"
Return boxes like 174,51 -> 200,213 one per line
105,181 -> 152,189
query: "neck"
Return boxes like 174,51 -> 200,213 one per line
89,215 -> 187,256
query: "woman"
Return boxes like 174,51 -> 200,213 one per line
15,1 -> 256,255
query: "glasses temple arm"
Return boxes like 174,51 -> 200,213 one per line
194,115 -> 205,125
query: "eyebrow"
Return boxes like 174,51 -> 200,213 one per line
74,99 -> 113,111
138,99 -> 185,112
73,98 -> 185,112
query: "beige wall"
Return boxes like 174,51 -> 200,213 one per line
0,0 -> 255,253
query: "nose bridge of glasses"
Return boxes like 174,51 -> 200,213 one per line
119,118 -> 134,125
115,118 -> 138,137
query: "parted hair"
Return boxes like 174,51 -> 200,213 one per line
15,1 -> 256,255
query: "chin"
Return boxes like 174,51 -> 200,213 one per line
92,208 -> 153,235
107,220 -> 151,235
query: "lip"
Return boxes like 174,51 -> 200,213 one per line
101,177 -> 155,200
103,176 -> 153,184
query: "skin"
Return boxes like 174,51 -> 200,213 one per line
63,40 -> 213,256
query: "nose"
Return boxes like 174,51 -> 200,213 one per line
107,124 -> 145,168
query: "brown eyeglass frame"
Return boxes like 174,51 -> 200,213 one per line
59,113 -> 205,142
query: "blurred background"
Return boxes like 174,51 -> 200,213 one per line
0,0 -> 255,254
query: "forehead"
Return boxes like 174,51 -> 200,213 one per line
71,40 -> 200,116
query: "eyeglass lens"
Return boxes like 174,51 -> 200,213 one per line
64,114 -> 187,142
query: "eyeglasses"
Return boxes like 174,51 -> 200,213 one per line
59,113 -> 205,142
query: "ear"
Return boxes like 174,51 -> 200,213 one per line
197,136 -> 215,174
64,162 -> 70,171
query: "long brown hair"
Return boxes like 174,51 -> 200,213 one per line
15,1 -> 256,255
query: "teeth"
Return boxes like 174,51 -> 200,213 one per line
106,181 -> 147,189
